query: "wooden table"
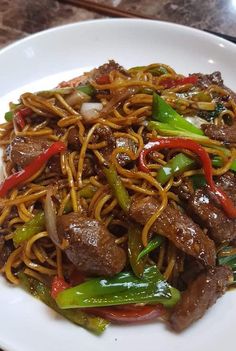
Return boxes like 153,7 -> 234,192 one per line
0,0 -> 236,48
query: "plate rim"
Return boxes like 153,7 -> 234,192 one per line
1,17 -> 236,57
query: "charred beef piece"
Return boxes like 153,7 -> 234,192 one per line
92,125 -> 115,147
115,137 -> 137,167
67,127 -> 94,177
129,196 -> 216,266
57,213 -> 126,276
215,171 -> 236,205
92,126 -> 137,167
7,136 -> 52,168
179,257 -> 204,288
175,177 -> 194,201
92,125 -> 116,159
0,236 -> 13,268
67,127 -> 81,151
58,60 -> 127,88
177,173 -> 236,243
187,188 -> 236,243
194,71 -> 224,88
83,157 -> 95,178
169,266 -> 232,332
91,60 -> 128,81
201,123 -> 236,144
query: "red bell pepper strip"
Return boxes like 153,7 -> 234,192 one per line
15,112 -> 25,129
85,304 -> 166,323
15,107 -> 32,129
0,141 -> 66,198
95,74 -> 110,85
138,137 -> 236,218
51,276 -> 71,299
160,75 -> 198,89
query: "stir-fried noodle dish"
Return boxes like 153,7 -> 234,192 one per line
0,61 -> 236,333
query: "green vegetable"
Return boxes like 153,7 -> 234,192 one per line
76,84 -> 95,96
148,121 -> 209,141
103,165 -> 131,213
63,200 -> 73,214
56,266 -> 180,309
212,156 -> 236,172
13,211 -> 45,246
148,66 -> 168,76
156,153 -> 196,185
137,236 -> 164,261
4,111 -> 14,122
128,223 -> 146,277
191,174 -> 207,190
139,88 -> 154,95
38,87 -> 73,97
19,272 -> 108,334
152,92 -> 204,136
37,85 -> 95,98
63,185 -> 97,214
218,247 -> 236,284
128,65 -> 168,76
79,184 -> 97,198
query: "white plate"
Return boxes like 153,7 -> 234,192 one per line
0,19 -> 236,351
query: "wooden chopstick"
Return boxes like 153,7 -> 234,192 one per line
57,0 -> 155,20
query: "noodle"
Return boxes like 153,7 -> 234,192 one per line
0,61 -> 235,333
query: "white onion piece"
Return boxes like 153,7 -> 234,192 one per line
65,90 -> 90,107
44,190 -> 60,246
185,116 -> 208,128
80,102 -> 103,122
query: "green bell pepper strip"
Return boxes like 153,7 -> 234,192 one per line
218,247 -> 236,284
77,84 -> 95,96
56,266 -> 180,309
152,92 -> 204,136
148,121 -> 209,141
103,165 -> 131,213
18,272 -> 108,334
137,236 -> 164,261
128,223 -> 146,277
13,211 -> 45,246
156,153 -> 196,185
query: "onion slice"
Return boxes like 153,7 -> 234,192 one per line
80,102 -> 103,122
65,90 -> 90,107
44,189 -> 60,246
185,116 -> 208,128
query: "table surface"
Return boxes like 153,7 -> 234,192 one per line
0,0 -> 236,48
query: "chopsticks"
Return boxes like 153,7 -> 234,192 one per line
58,0 -> 154,20
58,0 -> 236,44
